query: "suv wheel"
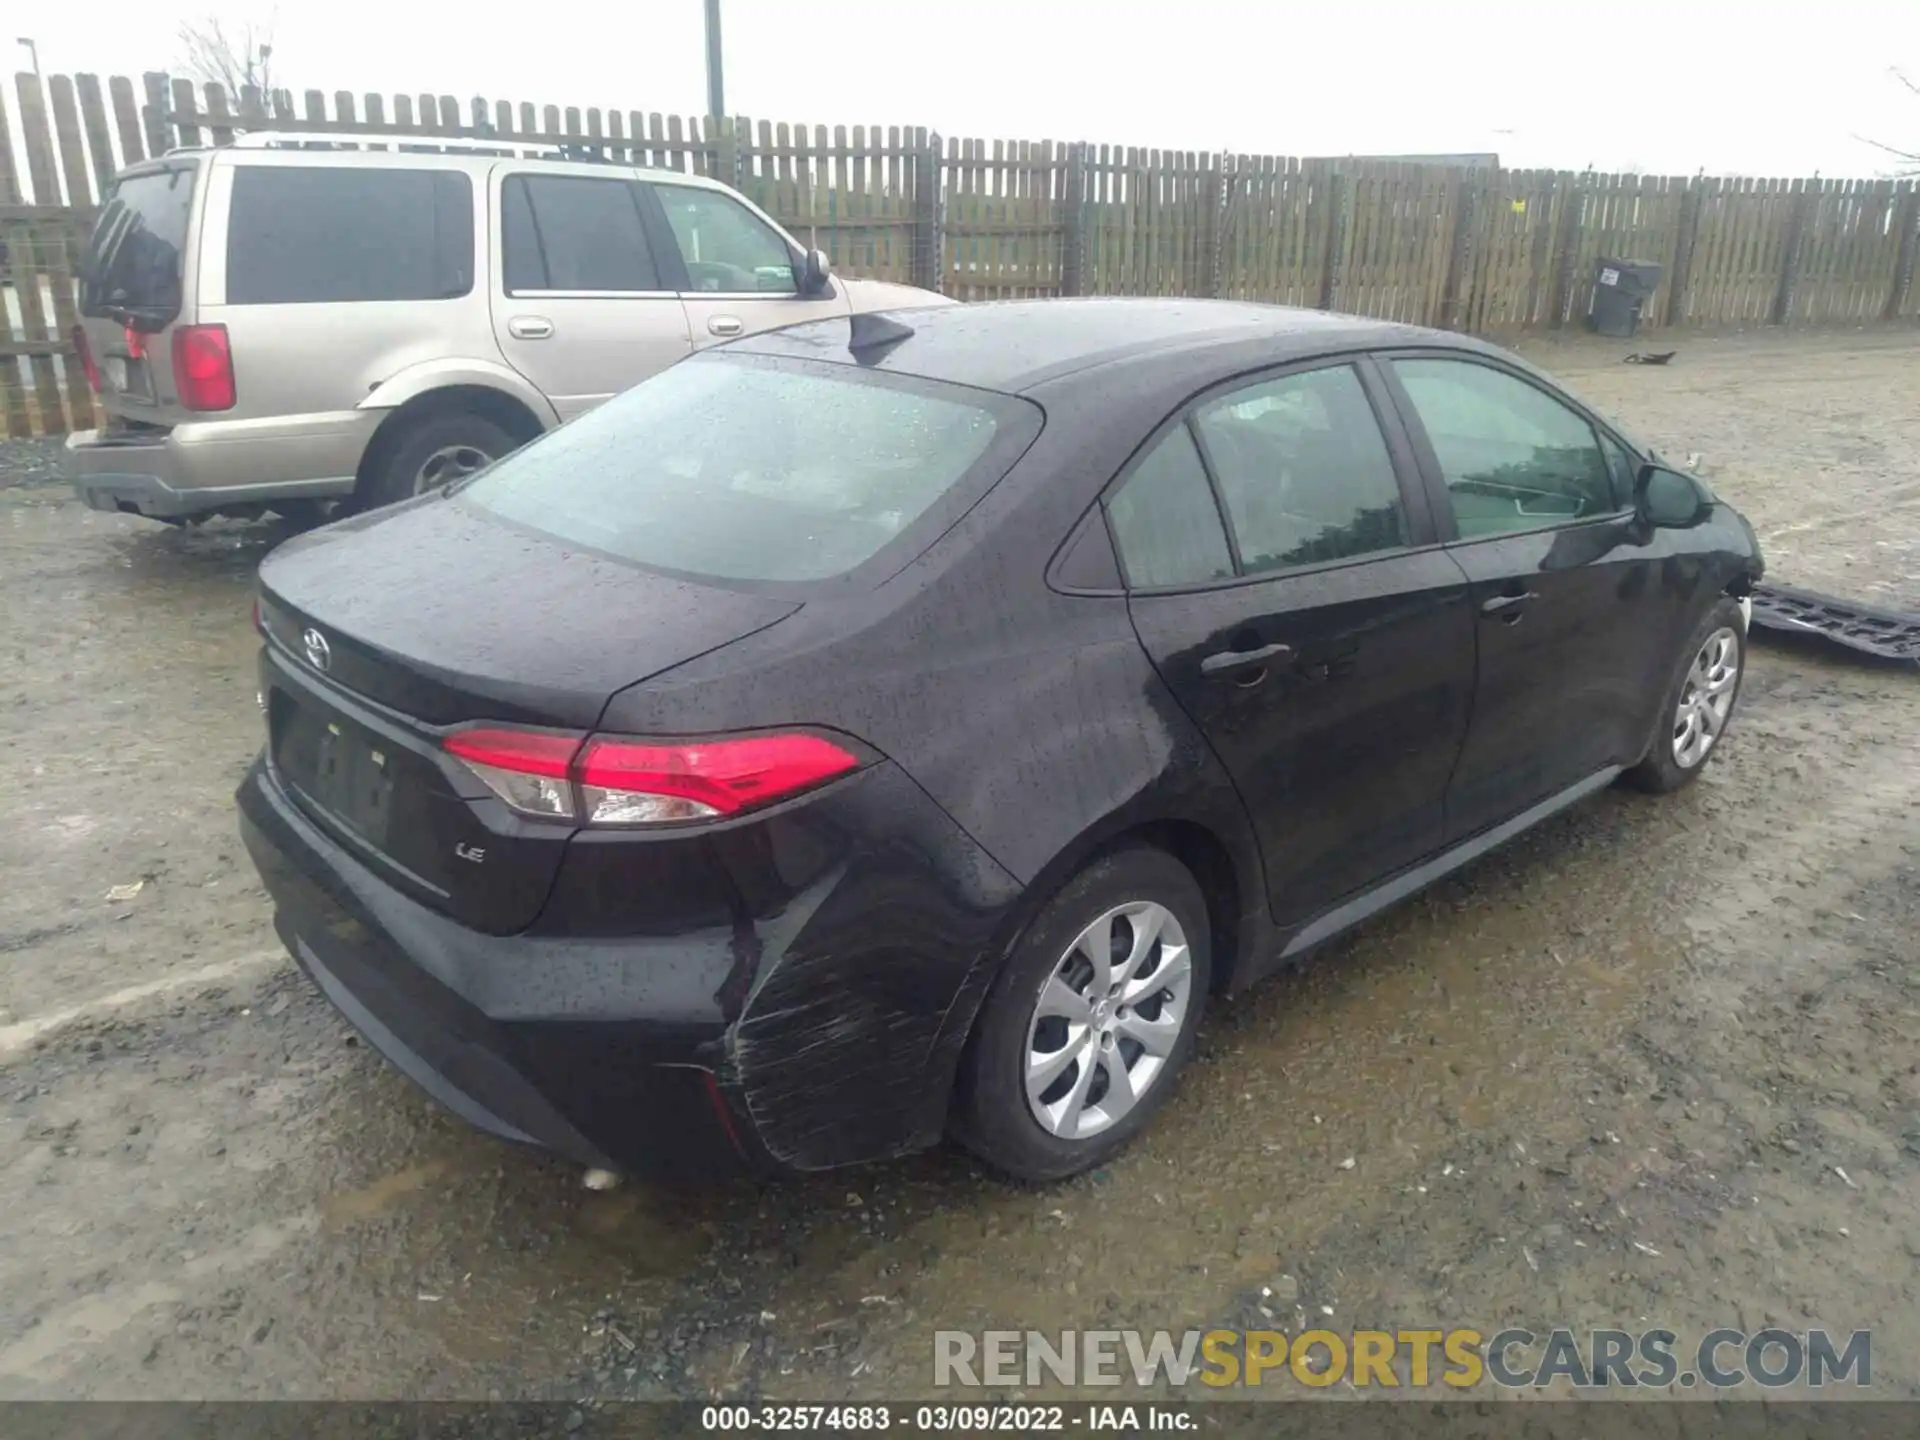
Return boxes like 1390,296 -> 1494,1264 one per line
1623,596 -> 1747,794
952,846 -> 1210,1182
360,413 -> 518,511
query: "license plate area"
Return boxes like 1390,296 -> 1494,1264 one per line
272,695 -> 396,848
104,354 -> 156,401
260,655 -> 571,934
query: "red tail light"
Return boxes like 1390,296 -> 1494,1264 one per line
442,727 -> 861,826
71,325 -> 101,394
444,728 -> 583,820
171,323 -> 236,411
578,734 -> 861,824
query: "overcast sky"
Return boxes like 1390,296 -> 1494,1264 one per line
11,0 -> 1920,179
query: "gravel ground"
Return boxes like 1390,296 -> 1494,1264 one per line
1,326 -> 1917,1404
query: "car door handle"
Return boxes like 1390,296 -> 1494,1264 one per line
1480,591 -> 1540,615
1200,642 -> 1293,676
507,317 -> 553,340
707,315 -> 744,337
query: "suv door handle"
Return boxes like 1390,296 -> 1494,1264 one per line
1480,591 -> 1540,615
508,316 -> 553,340
707,315 -> 744,337
1200,641 -> 1293,676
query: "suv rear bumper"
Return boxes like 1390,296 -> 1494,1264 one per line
66,411 -> 375,518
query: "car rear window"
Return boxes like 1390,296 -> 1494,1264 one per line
225,166 -> 473,304
460,356 -> 1034,584
80,162 -> 199,324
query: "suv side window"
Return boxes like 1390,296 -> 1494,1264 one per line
501,175 -> 660,293
651,185 -> 797,294
1192,364 -> 1408,575
1106,426 -> 1235,589
1391,357 -> 1617,537
225,167 -> 472,304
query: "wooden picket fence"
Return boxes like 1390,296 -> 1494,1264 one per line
5,69 -> 1919,437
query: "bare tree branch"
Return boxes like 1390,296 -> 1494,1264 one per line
1855,68 -> 1918,176
1852,133 -> 1920,162
178,14 -> 277,99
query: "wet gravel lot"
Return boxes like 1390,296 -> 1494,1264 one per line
2,328 -> 1917,1403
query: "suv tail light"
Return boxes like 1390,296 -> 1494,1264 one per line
443,727 -> 862,826
71,325 -> 101,394
171,323 -> 236,411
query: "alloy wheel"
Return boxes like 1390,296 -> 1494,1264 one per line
1023,901 -> 1193,1141
413,443 -> 493,495
1672,626 -> 1740,769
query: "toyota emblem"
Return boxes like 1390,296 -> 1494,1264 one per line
301,627 -> 332,672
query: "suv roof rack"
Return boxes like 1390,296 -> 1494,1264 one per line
202,130 -> 625,161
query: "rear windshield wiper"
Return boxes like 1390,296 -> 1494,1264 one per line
99,300 -> 176,333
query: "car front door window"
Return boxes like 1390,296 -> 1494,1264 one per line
1597,429 -> 1639,509
653,186 -> 797,294
1391,358 -> 1616,536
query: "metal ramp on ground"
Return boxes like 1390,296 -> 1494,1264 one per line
1748,583 -> 1920,663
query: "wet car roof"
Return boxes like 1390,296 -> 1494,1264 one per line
730,297 -> 1450,394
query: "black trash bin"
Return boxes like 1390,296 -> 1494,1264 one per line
1587,258 -> 1662,337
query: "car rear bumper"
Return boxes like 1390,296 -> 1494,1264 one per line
236,751 -> 1024,1178
239,755 -> 760,1178
67,410 -> 374,518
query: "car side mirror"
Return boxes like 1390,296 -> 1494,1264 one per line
798,247 -> 832,295
1634,463 -> 1711,530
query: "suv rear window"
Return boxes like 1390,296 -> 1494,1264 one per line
225,167 -> 473,304
460,356 -> 1036,584
81,162 -> 199,325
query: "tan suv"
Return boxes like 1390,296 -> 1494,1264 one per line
66,134 -> 949,522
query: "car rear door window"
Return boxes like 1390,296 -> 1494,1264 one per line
1106,426 -> 1236,589
651,185 -> 797,294
224,166 -> 472,304
1391,358 -> 1617,536
502,175 -> 661,293
1192,365 -> 1408,575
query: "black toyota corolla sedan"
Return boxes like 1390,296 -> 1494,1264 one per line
238,299 -> 1764,1182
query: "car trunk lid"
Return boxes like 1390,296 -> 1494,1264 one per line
256,496 -> 801,932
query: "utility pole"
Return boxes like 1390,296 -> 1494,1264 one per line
703,0 -> 725,119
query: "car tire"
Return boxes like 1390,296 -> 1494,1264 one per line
1622,596 -> 1748,794
952,846 -> 1211,1183
358,412 -> 518,512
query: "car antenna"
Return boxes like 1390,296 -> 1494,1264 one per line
847,313 -> 914,364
